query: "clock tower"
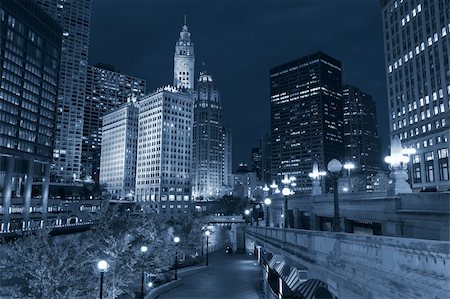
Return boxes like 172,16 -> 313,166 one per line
174,16 -> 195,90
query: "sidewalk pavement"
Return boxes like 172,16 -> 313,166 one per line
155,250 -> 264,299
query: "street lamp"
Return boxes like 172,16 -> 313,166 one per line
309,162 -> 327,195
173,236 -> 180,280
140,246 -> 148,299
244,209 -> 252,225
280,175 -> 295,229
205,230 -> 211,266
402,147 -> 417,189
264,197 -> 271,227
97,260 -> 109,299
327,159 -> 343,232
343,162 -> 355,192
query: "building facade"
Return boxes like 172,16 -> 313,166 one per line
192,72 -> 225,199
135,87 -> 193,216
173,20 -> 195,90
251,146 -> 263,181
35,0 -> 92,182
380,0 -> 449,191
82,63 -> 145,182
342,84 -> 382,190
99,103 -> 139,200
270,52 -> 344,192
0,1 -> 62,231
222,125 -> 233,195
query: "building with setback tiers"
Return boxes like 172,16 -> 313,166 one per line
35,0 -> 92,182
270,52 -> 343,192
342,84 -> 382,190
192,72 -> 224,199
0,0 -> 61,231
82,63 -> 145,182
380,0 -> 449,191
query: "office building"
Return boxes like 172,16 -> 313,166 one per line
270,52 -> 344,192
0,1 -> 62,231
380,0 -> 449,190
251,147 -> 263,181
99,103 -> 139,200
35,0 -> 92,182
342,84 -> 382,189
82,63 -> 145,182
222,125 -> 233,195
192,71 -> 225,199
135,86 -> 193,215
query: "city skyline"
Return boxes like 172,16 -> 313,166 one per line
88,0 -> 389,169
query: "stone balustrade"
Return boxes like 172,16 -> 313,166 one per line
246,226 -> 450,298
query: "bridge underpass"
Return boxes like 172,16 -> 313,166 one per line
243,226 -> 450,299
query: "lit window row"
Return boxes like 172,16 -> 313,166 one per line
400,4 -> 421,27
388,24 -> 450,74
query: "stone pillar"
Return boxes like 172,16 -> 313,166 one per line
23,159 -> 34,229
2,156 -> 14,232
309,213 -> 319,230
41,162 -> 50,228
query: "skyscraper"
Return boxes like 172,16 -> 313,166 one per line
192,72 -> 224,199
222,125 -> 233,194
173,18 -> 195,90
0,0 -> 62,231
135,86 -> 193,215
251,147 -> 263,181
82,63 -> 145,182
380,0 -> 449,190
342,85 -> 382,189
35,0 -> 92,182
99,103 -> 139,200
270,52 -> 343,192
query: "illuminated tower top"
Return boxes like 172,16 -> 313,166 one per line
174,16 -> 195,90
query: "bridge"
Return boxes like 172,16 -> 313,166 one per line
207,215 -> 245,224
244,226 -> 450,298
236,191 -> 450,298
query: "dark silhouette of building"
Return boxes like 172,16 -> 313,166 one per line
251,147 -> 262,181
342,84 -> 382,190
270,52 -> 343,192
0,0 -> 62,231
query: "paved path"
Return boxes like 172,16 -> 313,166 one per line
157,251 -> 263,299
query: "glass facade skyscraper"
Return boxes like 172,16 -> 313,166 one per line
270,52 -> 343,192
35,0 -> 92,182
0,0 -> 62,231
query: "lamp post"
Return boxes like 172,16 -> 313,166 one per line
402,147 -> 416,189
244,209 -> 252,225
309,162 -> 327,195
255,204 -> 261,226
97,260 -> 109,299
140,246 -> 148,299
205,230 -> 210,266
264,197 -> 271,227
281,175 -> 295,228
343,162 -> 355,192
327,159 -> 342,232
173,236 -> 180,280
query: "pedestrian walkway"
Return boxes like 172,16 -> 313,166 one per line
157,250 -> 263,299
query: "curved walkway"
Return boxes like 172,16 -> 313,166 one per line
157,250 -> 263,299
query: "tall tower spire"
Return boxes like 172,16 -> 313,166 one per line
174,17 -> 195,90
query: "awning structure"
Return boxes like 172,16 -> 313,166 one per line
296,279 -> 327,299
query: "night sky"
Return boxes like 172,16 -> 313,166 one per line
89,0 -> 389,170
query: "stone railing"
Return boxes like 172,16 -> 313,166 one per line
246,226 -> 450,298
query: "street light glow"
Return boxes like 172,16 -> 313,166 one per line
244,209 -> 250,215
205,230 -> 211,236
140,245 -> 148,253
270,181 -> 278,189
173,236 -> 180,243
97,260 -> 108,271
262,184 -> 270,192
402,148 -> 417,156
282,187 -> 291,196
343,162 -> 355,170
264,197 -> 271,205
327,159 -> 343,173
